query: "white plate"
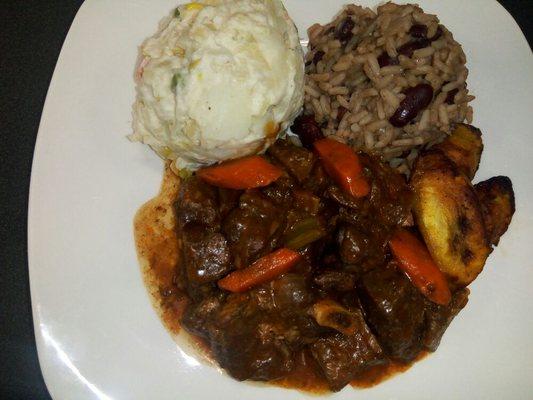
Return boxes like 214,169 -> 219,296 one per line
29,1 -> 533,399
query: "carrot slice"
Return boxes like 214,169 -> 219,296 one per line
389,229 -> 451,305
313,138 -> 370,198
218,248 -> 301,293
197,155 -> 282,189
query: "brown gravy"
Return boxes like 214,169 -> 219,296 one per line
133,164 -> 424,393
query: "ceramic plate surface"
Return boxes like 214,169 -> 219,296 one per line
29,0 -> 533,399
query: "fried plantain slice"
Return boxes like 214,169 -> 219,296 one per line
410,150 -> 491,287
434,123 -> 483,180
474,176 -> 515,246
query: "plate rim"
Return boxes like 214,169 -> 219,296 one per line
27,1 -> 533,398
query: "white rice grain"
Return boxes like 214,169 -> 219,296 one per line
380,89 -> 400,109
438,104 -> 449,125
328,86 -> 350,96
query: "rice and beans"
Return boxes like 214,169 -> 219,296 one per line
299,3 -> 474,174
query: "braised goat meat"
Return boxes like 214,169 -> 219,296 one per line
358,263 -> 426,362
311,327 -> 385,390
422,288 -> 469,351
174,139 -> 473,391
223,190 -> 281,269
207,294 -> 295,381
177,178 -> 219,228
182,227 -> 232,284
268,139 -> 315,183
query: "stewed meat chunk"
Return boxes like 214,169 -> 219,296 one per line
310,312 -> 385,391
176,178 -> 219,228
358,263 -> 426,362
182,226 -> 232,284
172,139 -> 478,391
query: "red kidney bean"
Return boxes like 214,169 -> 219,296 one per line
313,50 -> 325,65
335,18 -> 355,42
325,26 -> 335,35
430,26 -> 443,41
397,38 -> 431,58
397,25 -> 443,59
409,24 -> 428,39
377,52 -> 399,68
445,88 -> 459,105
291,114 -> 324,148
336,106 -> 348,122
389,84 -> 434,127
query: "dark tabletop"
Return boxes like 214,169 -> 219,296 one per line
0,1 -> 531,399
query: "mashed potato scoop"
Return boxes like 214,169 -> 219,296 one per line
131,0 -> 304,170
